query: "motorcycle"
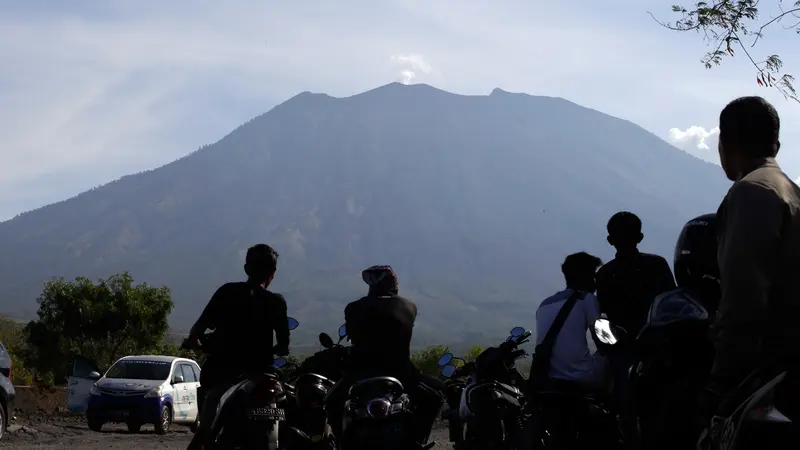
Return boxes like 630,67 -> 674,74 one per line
624,289 -> 715,450
440,326 -> 530,450
188,316 -> 300,450
437,354 -> 474,450
282,324 -> 350,449
697,369 -> 792,450
337,324 -> 437,450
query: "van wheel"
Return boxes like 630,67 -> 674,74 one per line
154,405 -> 171,435
190,417 -> 199,433
86,408 -> 104,432
127,422 -> 142,433
0,400 -> 6,441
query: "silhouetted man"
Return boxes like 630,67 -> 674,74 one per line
186,244 -> 290,450
324,265 -> 444,446
535,252 -> 607,389
595,212 -> 675,450
704,96 -> 800,429
595,211 -> 676,337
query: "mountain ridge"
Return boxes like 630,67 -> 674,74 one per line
0,82 -> 730,346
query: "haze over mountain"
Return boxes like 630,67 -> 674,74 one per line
0,82 -> 730,346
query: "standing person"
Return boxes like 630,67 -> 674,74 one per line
595,212 -> 674,450
595,211 -> 677,337
700,96 -> 800,432
186,243 -> 290,450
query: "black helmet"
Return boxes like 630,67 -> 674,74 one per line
673,213 -> 719,291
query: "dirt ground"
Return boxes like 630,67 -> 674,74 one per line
2,420 -> 451,449
1,420 -> 195,449
12,386 -> 70,416
3,387 -> 451,449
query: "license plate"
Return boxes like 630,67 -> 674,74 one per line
246,407 -> 286,421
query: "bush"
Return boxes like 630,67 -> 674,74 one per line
23,273 -> 174,384
412,345 -> 450,377
0,317 -> 36,385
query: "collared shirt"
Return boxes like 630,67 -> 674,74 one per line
535,288 -> 601,382
713,157 -> 800,379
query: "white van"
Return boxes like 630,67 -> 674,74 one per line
67,355 -> 201,434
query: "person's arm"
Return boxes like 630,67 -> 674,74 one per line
273,294 -> 290,356
585,293 -> 605,351
713,180 -> 784,381
594,265 -> 612,315
189,285 -> 228,338
344,302 -> 358,345
652,256 -> 677,295
585,292 -> 602,327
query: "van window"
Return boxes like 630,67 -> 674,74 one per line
107,360 -> 171,381
191,364 -> 201,381
180,364 -> 197,383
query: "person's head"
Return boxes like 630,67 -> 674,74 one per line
718,96 -> 780,181
673,213 -> 720,310
244,244 -> 279,286
362,265 -> 399,296
561,252 -> 603,293
606,211 -> 643,250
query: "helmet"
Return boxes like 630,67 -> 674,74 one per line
673,213 -> 719,291
362,265 -> 399,296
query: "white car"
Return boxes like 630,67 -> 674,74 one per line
67,355 -> 201,434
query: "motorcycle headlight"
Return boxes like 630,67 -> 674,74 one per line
89,384 -> 101,396
144,386 -> 163,398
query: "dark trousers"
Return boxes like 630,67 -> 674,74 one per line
324,364 -> 444,443
189,357 -> 242,450
609,349 -> 640,449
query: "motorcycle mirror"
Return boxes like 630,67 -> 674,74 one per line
438,353 -> 454,367
287,317 -> 300,330
441,364 -> 457,378
593,318 -> 619,345
319,332 -> 334,349
273,357 -> 288,368
510,326 -> 525,337
338,324 -> 347,338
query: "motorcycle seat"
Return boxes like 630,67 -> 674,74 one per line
532,378 -> 600,401
348,376 -> 405,401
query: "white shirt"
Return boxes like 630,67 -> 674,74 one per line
535,288 -> 602,383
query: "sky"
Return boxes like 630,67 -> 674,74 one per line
1,0 -> 799,222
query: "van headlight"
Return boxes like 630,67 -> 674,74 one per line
144,386 -> 163,398
89,384 -> 101,396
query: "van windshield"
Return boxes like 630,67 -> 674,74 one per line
105,360 -> 171,380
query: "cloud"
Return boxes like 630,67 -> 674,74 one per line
391,54 -> 434,84
667,126 -> 721,165
1,0 -> 799,221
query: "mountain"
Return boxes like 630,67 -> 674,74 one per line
0,82 -> 730,347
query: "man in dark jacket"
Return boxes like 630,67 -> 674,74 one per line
595,212 -> 675,450
595,211 -> 677,337
187,244 -> 290,450
704,96 -> 800,425
325,265 -> 444,444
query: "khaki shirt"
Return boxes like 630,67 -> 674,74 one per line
713,157 -> 800,380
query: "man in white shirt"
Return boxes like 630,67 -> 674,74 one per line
535,251 -> 608,389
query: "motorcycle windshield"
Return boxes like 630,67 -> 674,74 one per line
646,289 -> 709,328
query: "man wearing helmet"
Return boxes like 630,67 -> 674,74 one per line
708,96 -> 800,419
324,265 -> 444,445
641,214 -> 719,450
